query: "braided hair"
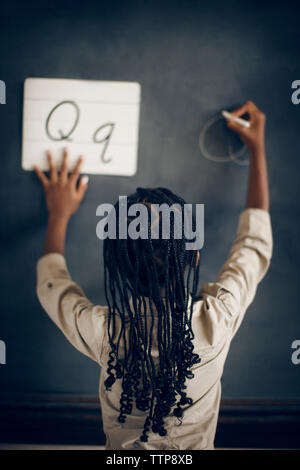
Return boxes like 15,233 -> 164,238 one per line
103,187 -> 202,443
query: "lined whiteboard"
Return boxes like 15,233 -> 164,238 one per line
22,78 -> 141,176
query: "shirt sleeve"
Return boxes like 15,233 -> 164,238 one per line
198,208 -> 273,339
36,252 -> 108,364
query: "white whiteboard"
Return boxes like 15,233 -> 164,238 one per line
22,78 -> 141,176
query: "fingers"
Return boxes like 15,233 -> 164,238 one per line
77,175 -> 89,199
231,100 -> 261,121
196,250 -> 200,267
69,156 -> 84,186
45,149 -> 85,186
226,101 -> 266,153
47,150 -> 58,182
226,100 -> 260,134
60,147 -> 69,183
231,100 -> 265,125
34,165 -> 49,189
226,117 -> 248,135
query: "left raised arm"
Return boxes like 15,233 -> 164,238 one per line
34,149 -> 107,364
34,147 -> 88,256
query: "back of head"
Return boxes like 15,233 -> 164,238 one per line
103,187 -> 202,442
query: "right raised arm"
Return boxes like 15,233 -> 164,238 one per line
199,101 -> 273,338
225,100 -> 269,211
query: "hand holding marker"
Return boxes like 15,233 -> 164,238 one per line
222,101 -> 266,154
222,110 -> 251,129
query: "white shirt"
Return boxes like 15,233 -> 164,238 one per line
36,208 -> 273,450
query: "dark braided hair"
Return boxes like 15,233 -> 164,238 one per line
103,187 -> 202,443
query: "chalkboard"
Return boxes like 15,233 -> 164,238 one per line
1,0 -> 299,402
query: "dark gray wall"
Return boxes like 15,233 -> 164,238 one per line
0,0 -> 299,399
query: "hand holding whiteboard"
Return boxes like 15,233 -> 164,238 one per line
22,78 -> 141,176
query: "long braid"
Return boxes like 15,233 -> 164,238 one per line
103,187 -> 202,442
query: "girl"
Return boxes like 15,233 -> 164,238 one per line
34,100 -> 273,450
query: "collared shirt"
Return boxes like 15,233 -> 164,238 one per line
36,208 -> 273,450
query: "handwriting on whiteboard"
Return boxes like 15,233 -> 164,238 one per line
45,100 -> 115,163
22,78 -> 141,176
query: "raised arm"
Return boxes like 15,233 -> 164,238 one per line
226,100 -> 269,211
34,148 -> 88,256
34,149 -> 107,364
199,101 -> 273,338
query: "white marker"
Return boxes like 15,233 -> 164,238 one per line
221,110 -> 251,129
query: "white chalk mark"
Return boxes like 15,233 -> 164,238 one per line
199,114 -> 249,166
